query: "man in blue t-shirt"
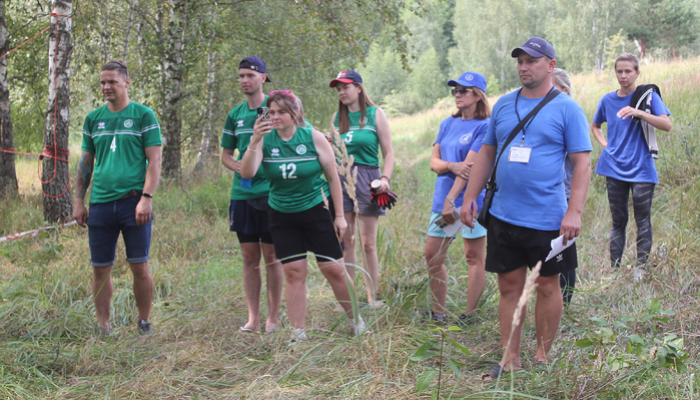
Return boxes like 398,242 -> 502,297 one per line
461,37 -> 592,379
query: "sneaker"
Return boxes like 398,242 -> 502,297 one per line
288,328 -> 308,346
137,319 -> 154,336
421,311 -> 447,324
351,315 -> 368,336
633,267 -> 647,281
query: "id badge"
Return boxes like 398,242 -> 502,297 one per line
508,145 -> 531,163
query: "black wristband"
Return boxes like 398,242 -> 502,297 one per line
142,193 -> 153,198
381,175 -> 391,183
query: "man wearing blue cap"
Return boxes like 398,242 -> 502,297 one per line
461,37 -> 592,379
220,56 -> 284,334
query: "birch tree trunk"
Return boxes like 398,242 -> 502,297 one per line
159,0 -> 187,179
0,0 -> 18,197
193,8 -> 218,175
42,0 -> 73,222
193,49 -> 218,175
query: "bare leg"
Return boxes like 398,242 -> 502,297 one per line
342,211 -> 357,281
318,257 -> 356,319
240,242 -> 263,331
534,274 -> 563,362
261,243 -> 284,332
463,236 -> 486,314
358,214 -> 381,303
93,265 -> 114,330
128,261 -> 154,322
497,266 -> 528,372
425,236 -> 453,314
283,259 -> 309,329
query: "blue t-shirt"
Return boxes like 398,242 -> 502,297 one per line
431,117 -> 488,213
593,91 -> 670,184
483,89 -> 592,231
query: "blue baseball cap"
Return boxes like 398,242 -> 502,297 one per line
239,56 -> 272,82
329,70 -> 363,87
511,37 -> 556,59
447,72 -> 487,93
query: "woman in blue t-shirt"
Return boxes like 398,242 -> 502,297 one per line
591,53 -> 672,280
423,72 -> 490,323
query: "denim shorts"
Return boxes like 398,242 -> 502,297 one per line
87,195 -> 153,267
427,212 -> 487,239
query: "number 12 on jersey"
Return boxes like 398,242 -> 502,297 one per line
279,163 -> 297,179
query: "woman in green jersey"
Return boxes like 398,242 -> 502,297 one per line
329,70 -> 395,309
241,90 -> 365,344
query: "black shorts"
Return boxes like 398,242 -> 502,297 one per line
486,216 -> 577,277
267,201 -> 344,264
229,197 -> 271,235
236,231 -> 274,244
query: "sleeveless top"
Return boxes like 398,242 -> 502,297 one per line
262,126 -> 330,213
333,106 -> 380,166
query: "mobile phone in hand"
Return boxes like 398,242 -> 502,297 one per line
257,107 -> 270,122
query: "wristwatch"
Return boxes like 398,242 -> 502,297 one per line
142,193 -> 153,198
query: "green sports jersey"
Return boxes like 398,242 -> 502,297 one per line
262,126 -> 329,213
334,106 -> 380,166
221,96 -> 270,200
81,102 -> 162,204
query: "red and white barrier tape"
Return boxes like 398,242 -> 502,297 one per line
0,220 -> 77,243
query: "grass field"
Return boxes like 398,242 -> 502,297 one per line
1,58 -> 700,399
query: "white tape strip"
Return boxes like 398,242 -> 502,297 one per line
0,220 -> 77,243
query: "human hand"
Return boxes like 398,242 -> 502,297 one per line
73,201 -> 88,227
335,216 -> 348,239
452,161 -> 473,180
559,210 -> 581,245
617,106 -> 641,120
135,197 -> 153,226
460,199 -> 477,228
231,160 -> 241,174
375,176 -> 390,194
441,198 -> 457,225
253,114 -> 272,139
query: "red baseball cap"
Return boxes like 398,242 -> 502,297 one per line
329,70 -> 363,87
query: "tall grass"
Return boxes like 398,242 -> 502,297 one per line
1,58 -> 700,399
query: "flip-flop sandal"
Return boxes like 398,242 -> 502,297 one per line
239,326 -> 258,333
264,328 -> 277,334
482,364 -> 504,381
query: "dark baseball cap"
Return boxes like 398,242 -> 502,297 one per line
447,72 -> 487,93
329,70 -> 363,87
239,56 -> 272,82
511,37 -> 556,59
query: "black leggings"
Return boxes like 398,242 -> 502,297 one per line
606,177 -> 655,268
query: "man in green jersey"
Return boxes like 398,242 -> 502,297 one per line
220,57 -> 283,334
73,60 -> 162,336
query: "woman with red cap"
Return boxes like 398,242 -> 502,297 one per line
329,70 -> 395,309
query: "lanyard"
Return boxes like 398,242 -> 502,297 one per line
514,86 -> 555,145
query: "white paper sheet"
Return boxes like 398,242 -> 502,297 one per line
437,207 -> 468,236
545,235 -> 576,262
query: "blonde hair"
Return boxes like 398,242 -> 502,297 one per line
552,68 -> 572,95
451,87 -> 491,120
267,92 -> 306,127
337,83 -> 376,134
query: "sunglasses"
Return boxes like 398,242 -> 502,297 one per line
451,87 -> 474,96
268,90 -> 295,100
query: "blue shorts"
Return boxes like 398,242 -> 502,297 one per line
229,197 -> 271,235
87,195 -> 152,267
427,212 -> 487,239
